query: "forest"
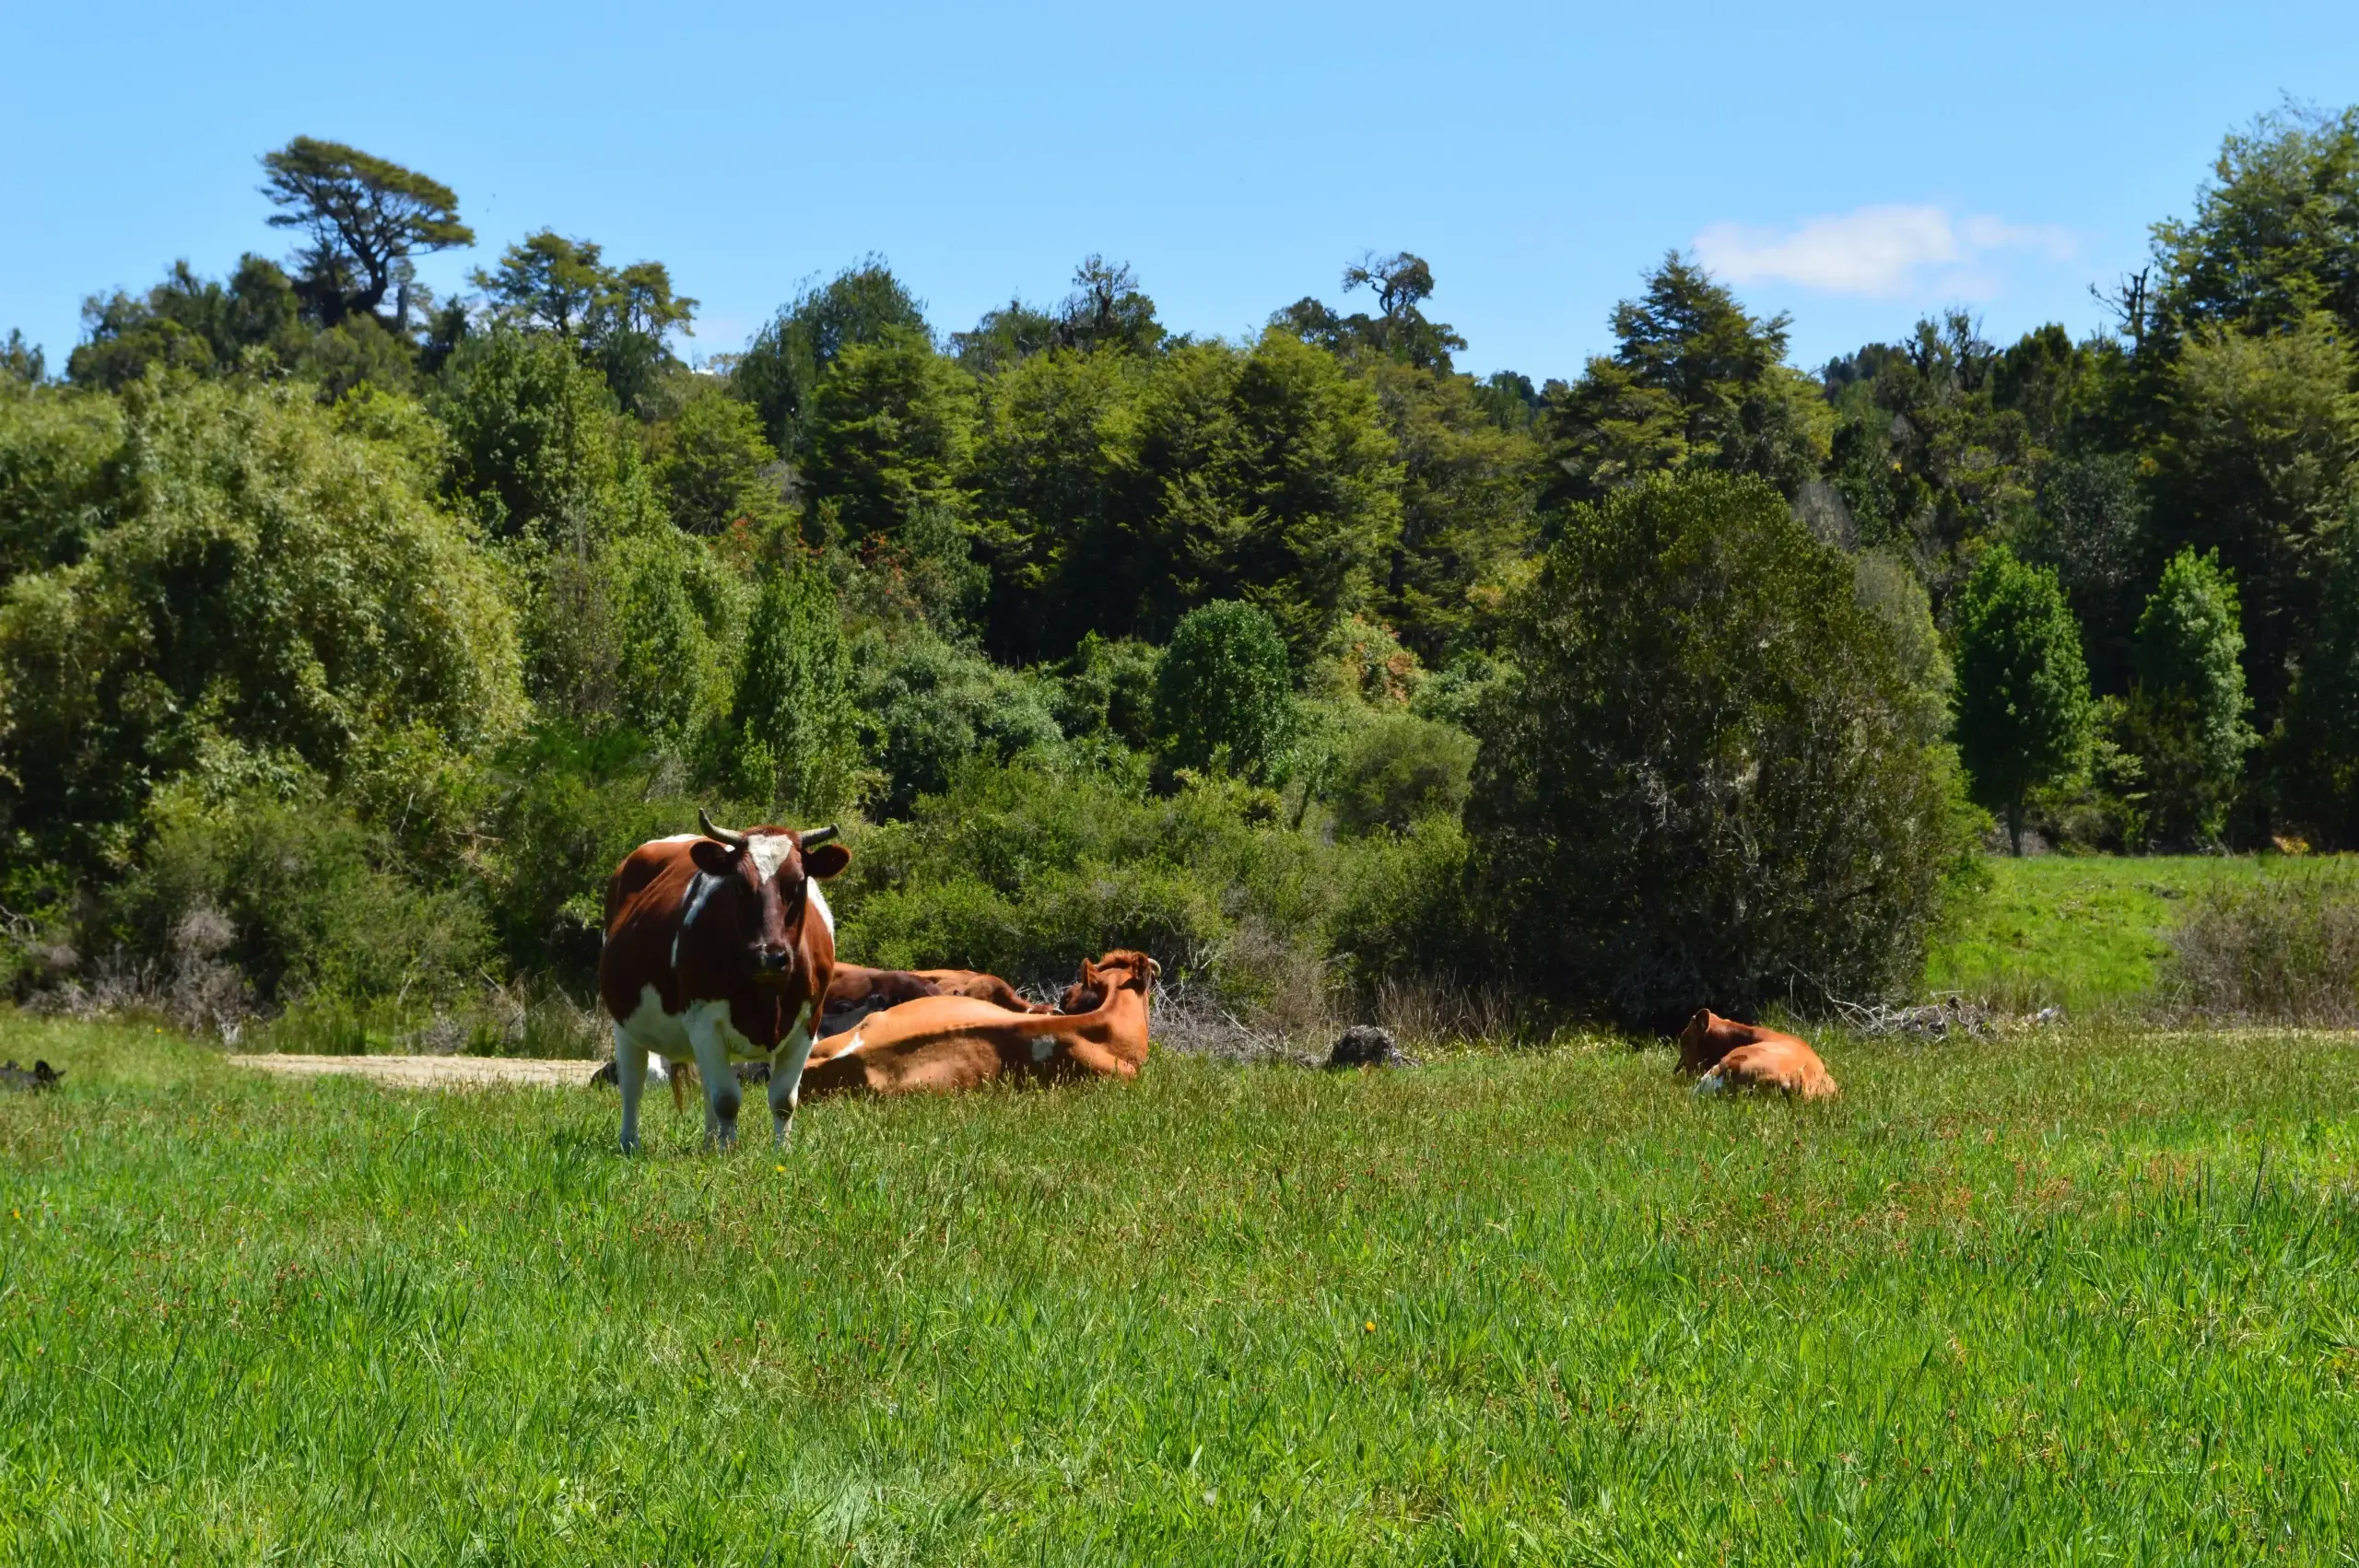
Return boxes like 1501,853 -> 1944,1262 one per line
3,108 -> 2357,1042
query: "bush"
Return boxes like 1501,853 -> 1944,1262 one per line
2161,864 -> 2359,1024
720,562 -> 863,818
1155,599 -> 1294,779
111,782 -> 494,1014
853,630 -> 1064,815
834,758 -> 1341,1013
1465,473 -> 1971,1027
1329,712 -> 1475,836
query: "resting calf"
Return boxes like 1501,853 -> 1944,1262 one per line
1675,1010 -> 1838,1101
821,965 -> 1048,1033
800,951 -> 1157,1098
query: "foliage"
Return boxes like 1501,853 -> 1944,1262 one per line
472,230 -> 698,413
2151,103 -> 2359,342
2277,531 -> 2359,846
2162,860 -> 2359,1023
954,256 -> 1166,372
649,382 -> 786,535
1327,712 -> 1475,837
1154,600 -> 1295,780
435,326 -> 651,545
2148,310 -> 2358,729
0,378 -> 525,854
1953,545 -> 2093,854
2123,548 -> 2254,846
722,562 -> 863,819
851,629 -> 1064,815
732,258 -> 929,455
1466,474 -> 1968,1025
0,378 -> 125,578
1542,254 -> 1833,509
111,780 -> 492,1009
259,135 -> 473,328
1274,251 -> 1467,372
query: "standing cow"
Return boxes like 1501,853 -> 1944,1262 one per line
598,812 -> 850,1152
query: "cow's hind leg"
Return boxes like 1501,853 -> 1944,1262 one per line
687,1011 -> 743,1149
615,1024 -> 651,1154
769,1002 -> 817,1147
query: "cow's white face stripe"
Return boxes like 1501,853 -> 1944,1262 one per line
674,871 -> 721,969
747,833 -> 792,884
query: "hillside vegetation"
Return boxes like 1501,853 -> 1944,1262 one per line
7,107 -> 2359,1035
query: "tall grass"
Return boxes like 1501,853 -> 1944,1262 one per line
2,1014 -> 2355,1562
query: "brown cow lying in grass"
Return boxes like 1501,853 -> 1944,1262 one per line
798,950 -> 1159,1099
1675,1009 -> 1838,1101
824,964 -> 1049,1018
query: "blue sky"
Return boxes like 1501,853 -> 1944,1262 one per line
5,1 -> 2356,380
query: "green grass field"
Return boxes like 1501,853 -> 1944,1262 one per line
1922,854 -> 2296,1013
3,1012 -> 2356,1562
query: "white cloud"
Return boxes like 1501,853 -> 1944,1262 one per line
1692,205 -> 2075,298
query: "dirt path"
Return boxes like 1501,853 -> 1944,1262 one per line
229,1053 -> 597,1090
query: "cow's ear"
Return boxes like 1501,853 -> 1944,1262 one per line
690,839 -> 741,876
803,842 -> 851,879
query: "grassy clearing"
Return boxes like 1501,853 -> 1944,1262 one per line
1923,855 -> 2299,1013
3,1014 -> 2357,1563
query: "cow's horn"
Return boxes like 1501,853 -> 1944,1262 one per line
800,825 -> 840,849
697,808 -> 747,848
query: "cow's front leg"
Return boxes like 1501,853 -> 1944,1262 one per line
615,1024 -> 651,1154
769,1001 -> 816,1147
687,1010 -> 743,1149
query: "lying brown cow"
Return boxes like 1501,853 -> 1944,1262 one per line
824,964 -> 1049,1018
798,951 -> 1159,1099
1676,1009 -> 1838,1101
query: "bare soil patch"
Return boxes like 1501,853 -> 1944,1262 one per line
228,1053 -> 592,1090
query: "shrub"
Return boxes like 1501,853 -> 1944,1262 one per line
1465,473 -> 1970,1027
834,758 -> 1340,1012
111,782 -> 494,1013
1329,712 -> 1475,836
2124,547 -> 2254,847
721,562 -> 863,818
2277,537 -> 2359,847
1954,544 -> 2093,855
853,630 -> 1064,816
1155,599 -> 1294,779
2161,864 -> 2359,1024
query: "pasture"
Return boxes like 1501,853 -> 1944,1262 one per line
3,1012 -> 2356,1562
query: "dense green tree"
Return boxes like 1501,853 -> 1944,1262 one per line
2150,105 -> 2359,344
1328,712 -> 1475,836
956,256 -> 1165,373
1543,255 -> 1831,509
259,137 -> 472,328
2278,531 -> 2359,845
733,260 -> 928,454
722,563 -> 862,817
2124,548 -> 2254,846
474,231 -> 698,413
2148,310 -> 2359,730
968,345 -> 1146,658
1154,599 -> 1294,780
651,382 -> 787,536
1954,545 -> 2094,854
68,257 -> 309,391
852,630 -> 1063,814
0,379 -> 523,848
1130,332 -> 1403,660
436,327 -> 657,545
1362,358 -> 1540,663
0,379 -> 125,579
1466,473 -> 1966,1024
1275,252 -> 1466,372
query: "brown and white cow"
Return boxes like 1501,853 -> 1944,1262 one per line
598,812 -> 850,1152
1675,1009 -> 1839,1101
797,951 -> 1158,1098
